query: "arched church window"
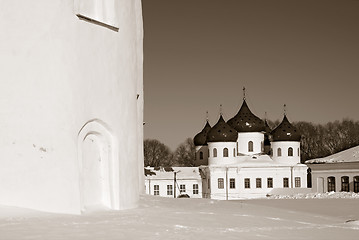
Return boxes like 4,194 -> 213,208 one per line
354,176 -> 359,193
341,176 -> 349,192
223,148 -> 228,157
233,148 -> 236,157
200,151 -> 203,160
288,147 -> 293,156
213,148 -> 217,158
327,176 -> 336,192
277,148 -> 282,157
248,141 -> 253,152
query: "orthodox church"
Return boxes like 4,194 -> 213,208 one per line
194,93 -> 307,199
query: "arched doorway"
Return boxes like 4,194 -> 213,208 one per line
78,119 -> 119,212
317,177 -> 324,193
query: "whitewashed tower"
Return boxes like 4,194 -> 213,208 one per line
0,0 -> 144,214
194,118 -> 211,166
271,108 -> 301,164
227,89 -> 266,156
206,114 -> 238,166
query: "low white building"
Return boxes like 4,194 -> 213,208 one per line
144,167 -> 202,198
306,146 -> 359,193
194,97 -> 308,200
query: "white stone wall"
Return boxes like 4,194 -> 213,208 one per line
195,145 -> 209,166
0,0 -> 143,214
311,169 -> 359,193
237,132 -> 264,155
208,142 -> 237,166
205,165 -> 307,200
272,141 -> 301,164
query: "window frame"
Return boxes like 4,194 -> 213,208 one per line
256,178 -> 262,188
223,148 -> 229,157
193,184 -> 199,194
167,185 -> 173,195
295,177 -> 301,188
283,177 -> 289,188
213,148 -> 217,158
229,178 -> 236,189
248,141 -> 254,152
288,147 -> 293,156
354,176 -> 359,193
244,178 -> 250,189
218,178 -> 224,189
341,176 -> 349,192
328,176 -> 336,192
180,184 -> 186,193
154,185 -> 159,196
267,178 -> 273,188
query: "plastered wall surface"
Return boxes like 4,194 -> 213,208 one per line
0,0 -> 143,214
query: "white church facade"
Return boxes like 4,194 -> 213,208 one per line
194,97 -> 308,200
0,0 -> 144,214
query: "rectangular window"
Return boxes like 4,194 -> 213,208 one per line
283,178 -> 289,188
256,178 -> 262,188
154,185 -> 159,196
208,178 -> 211,189
218,178 -> 224,189
193,184 -> 199,194
180,184 -> 186,193
167,185 -> 173,195
267,178 -> 273,188
230,178 -> 236,189
244,178 -> 250,189
295,177 -> 301,188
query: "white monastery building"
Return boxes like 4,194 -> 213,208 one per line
0,0 -> 144,214
194,95 -> 307,200
306,146 -> 359,193
144,167 -> 202,199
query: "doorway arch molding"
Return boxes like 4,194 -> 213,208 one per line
77,119 -> 120,211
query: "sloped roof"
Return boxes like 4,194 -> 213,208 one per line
144,167 -> 202,180
306,145 -> 359,164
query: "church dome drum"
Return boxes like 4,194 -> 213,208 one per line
207,115 -> 237,142
271,116 -> 301,142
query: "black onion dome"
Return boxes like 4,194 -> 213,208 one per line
193,121 -> 212,146
271,115 -> 301,142
206,115 -> 238,143
227,100 -> 265,132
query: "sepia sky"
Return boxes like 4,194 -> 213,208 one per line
142,0 -> 359,150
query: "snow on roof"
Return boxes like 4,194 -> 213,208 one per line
144,167 -> 201,180
305,145 -> 359,164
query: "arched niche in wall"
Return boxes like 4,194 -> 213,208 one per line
77,119 -> 119,212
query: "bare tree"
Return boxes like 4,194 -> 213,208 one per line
293,119 -> 359,162
144,139 -> 173,167
173,138 -> 196,167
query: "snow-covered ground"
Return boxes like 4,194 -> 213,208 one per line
1,193 -> 359,240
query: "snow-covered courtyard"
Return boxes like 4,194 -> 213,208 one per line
1,193 -> 359,240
